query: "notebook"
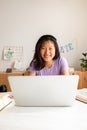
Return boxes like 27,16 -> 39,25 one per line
8,75 -> 79,107
76,88 -> 87,103
0,93 -> 13,111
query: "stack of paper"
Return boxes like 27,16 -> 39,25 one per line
76,88 -> 87,103
0,93 -> 13,111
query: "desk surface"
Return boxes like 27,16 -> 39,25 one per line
0,99 -> 87,130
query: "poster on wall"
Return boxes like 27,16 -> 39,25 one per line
3,46 -> 23,61
3,48 -> 14,60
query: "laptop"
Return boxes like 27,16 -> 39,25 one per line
8,75 -> 79,107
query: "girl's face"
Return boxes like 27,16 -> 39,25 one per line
40,40 -> 55,63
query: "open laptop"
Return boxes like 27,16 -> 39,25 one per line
8,75 -> 79,107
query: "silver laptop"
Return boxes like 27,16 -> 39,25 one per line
8,75 -> 79,107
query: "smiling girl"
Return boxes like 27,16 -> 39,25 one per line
28,34 -> 69,75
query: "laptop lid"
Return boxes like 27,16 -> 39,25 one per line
8,75 -> 79,107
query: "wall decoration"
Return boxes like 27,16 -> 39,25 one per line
13,60 -> 23,70
0,46 -> 24,71
4,48 -> 14,60
3,46 -> 23,61
59,43 -> 74,53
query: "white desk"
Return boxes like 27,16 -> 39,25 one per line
0,100 -> 87,130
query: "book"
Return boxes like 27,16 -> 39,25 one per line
76,88 -> 87,103
0,93 -> 13,111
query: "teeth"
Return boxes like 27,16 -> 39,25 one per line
45,56 -> 49,57
45,55 -> 50,57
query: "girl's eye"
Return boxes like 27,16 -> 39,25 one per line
49,48 -> 52,50
41,47 -> 54,50
41,47 -> 45,50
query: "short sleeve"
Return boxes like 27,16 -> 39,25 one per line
28,62 -> 37,74
59,57 -> 69,73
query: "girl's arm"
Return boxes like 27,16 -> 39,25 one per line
28,71 -> 36,76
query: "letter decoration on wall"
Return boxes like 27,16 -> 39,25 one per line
59,43 -> 74,54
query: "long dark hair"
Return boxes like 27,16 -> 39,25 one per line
30,34 -> 60,70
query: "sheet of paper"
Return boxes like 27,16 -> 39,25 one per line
76,88 -> 87,103
0,93 -> 13,111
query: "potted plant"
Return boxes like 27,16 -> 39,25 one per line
80,52 -> 87,71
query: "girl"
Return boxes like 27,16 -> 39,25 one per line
28,34 -> 69,75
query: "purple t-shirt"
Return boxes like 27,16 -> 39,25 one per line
28,56 -> 69,75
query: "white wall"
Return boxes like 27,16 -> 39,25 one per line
0,0 -> 87,71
